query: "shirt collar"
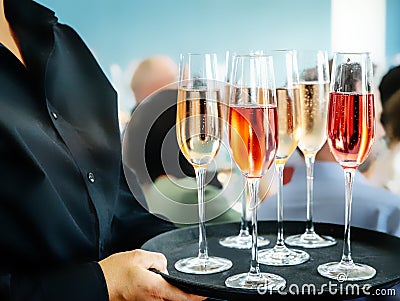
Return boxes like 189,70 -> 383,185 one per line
3,0 -> 58,94
4,0 -> 58,28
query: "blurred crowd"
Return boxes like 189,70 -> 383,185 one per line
117,54 -> 400,243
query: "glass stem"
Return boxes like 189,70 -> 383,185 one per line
341,168 -> 355,266
276,163 -> 285,247
239,184 -> 249,237
305,154 -> 316,234
195,167 -> 208,261
247,177 -> 261,279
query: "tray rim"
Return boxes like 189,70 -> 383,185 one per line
142,221 -> 400,300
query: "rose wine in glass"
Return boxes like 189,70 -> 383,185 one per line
225,54 -> 286,290
175,53 -> 232,274
258,50 -> 310,266
285,50 -> 337,248
219,50 -> 270,249
317,52 -> 376,281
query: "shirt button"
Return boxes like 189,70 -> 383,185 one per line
51,112 -> 58,119
87,172 -> 95,183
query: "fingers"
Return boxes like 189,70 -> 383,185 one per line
149,270 -> 207,301
130,249 -> 168,274
100,250 -> 207,301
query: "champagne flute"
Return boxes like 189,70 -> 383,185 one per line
285,50 -> 337,248
225,54 -> 286,290
258,50 -> 310,266
175,53 -> 232,274
317,52 -> 376,281
219,50 -> 270,249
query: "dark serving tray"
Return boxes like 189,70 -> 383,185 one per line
142,221 -> 400,300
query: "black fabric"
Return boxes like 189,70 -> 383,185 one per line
0,0 -> 175,300
143,221 -> 400,301
11,262 -> 108,301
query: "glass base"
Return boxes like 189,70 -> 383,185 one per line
225,272 -> 286,291
258,245 -> 310,266
317,261 -> 376,281
285,232 -> 337,249
219,235 -> 270,249
174,256 -> 232,274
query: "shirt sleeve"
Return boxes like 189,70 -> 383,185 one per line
10,262 -> 108,301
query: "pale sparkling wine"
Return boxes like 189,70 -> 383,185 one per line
176,89 -> 223,167
276,87 -> 301,165
298,82 -> 329,154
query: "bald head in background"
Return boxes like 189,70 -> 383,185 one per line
130,55 -> 178,104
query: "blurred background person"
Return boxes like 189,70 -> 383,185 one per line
130,55 -> 178,107
123,62 -> 241,227
362,65 -> 400,193
119,55 -> 178,134
379,65 -> 400,110
357,86 -> 389,181
380,89 -> 400,195
125,55 -> 189,187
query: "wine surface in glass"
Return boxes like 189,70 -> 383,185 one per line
276,87 -> 301,165
327,92 -> 375,168
298,82 -> 329,154
176,89 -> 223,167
